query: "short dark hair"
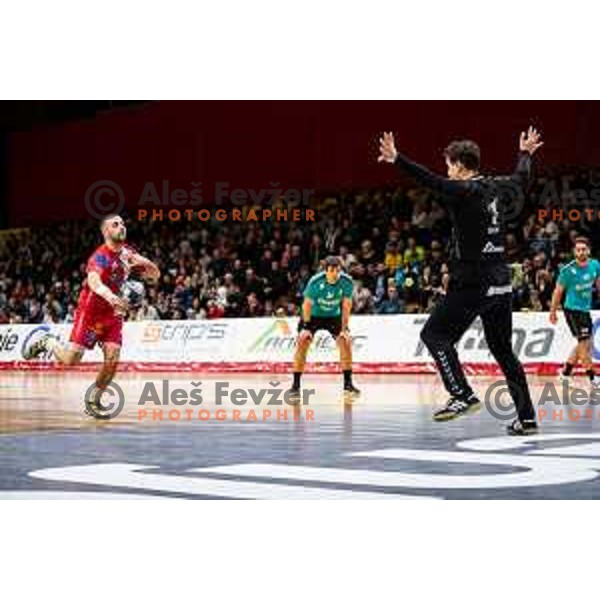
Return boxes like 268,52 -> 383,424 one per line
575,236 -> 591,248
443,140 -> 481,171
100,214 -> 121,230
324,255 -> 342,269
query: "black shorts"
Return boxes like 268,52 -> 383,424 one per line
564,309 -> 593,341
301,316 -> 343,338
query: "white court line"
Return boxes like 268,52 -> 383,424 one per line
0,491 -> 169,500
350,448 -> 600,488
29,463 -> 406,499
202,447 -> 600,489
457,433 -> 600,452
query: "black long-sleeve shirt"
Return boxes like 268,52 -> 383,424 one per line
394,151 -> 532,288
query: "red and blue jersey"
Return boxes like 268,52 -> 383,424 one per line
76,244 -> 130,317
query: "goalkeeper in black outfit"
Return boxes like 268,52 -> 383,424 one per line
378,127 -> 543,435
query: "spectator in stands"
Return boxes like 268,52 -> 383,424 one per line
338,244 -> 357,271
359,239 -> 377,268
1,168 -> 597,323
377,284 -> 404,315
505,233 -> 522,263
533,268 -> 554,310
206,299 -> 225,320
428,240 -> 445,273
384,241 -> 403,275
511,263 -> 531,311
353,281 -> 375,314
243,268 -> 264,300
135,299 -> 159,321
242,292 -> 263,317
403,236 -> 425,267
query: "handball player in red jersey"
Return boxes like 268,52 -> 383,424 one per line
24,215 -> 160,417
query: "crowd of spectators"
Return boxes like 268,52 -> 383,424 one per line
2,167 -> 600,324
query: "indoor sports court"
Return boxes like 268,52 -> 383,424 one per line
3,370 -> 600,499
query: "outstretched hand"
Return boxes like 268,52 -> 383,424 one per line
520,126 -> 544,155
378,132 -> 398,163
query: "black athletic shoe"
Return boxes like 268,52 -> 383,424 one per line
506,419 -> 538,436
287,386 -> 302,405
343,383 -> 361,397
433,395 -> 481,422
342,383 -> 360,403
22,333 -> 52,360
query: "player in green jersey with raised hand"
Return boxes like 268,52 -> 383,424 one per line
550,236 -> 600,386
289,255 -> 360,400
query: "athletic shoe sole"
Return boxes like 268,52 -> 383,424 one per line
433,401 -> 481,422
507,426 -> 539,436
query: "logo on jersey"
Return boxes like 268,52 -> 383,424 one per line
482,241 -> 504,253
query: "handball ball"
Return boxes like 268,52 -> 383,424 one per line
123,280 -> 145,307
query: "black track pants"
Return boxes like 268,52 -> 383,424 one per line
420,286 -> 536,423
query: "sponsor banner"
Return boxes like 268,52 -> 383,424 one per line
131,321 -> 230,361
1,313 -> 599,372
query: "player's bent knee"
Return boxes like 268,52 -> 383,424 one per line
297,331 -> 313,345
337,331 -> 351,344
63,351 -> 83,366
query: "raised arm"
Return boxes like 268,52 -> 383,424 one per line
509,152 -> 532,188
378,132 -> 471,197
121,247 -> 160,284
511,126 -> 543,188
130,252 -> 160,284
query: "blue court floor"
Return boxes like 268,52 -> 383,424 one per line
2,372 -> 600,499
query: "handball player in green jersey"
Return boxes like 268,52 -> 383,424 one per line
289,256 -> 360,400
550,236 -> 600,386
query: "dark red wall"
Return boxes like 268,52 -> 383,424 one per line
7,101 -> 600,226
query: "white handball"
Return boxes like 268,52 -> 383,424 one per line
123,279 -> 145,308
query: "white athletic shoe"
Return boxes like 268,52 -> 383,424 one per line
22,332 -> 53,360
